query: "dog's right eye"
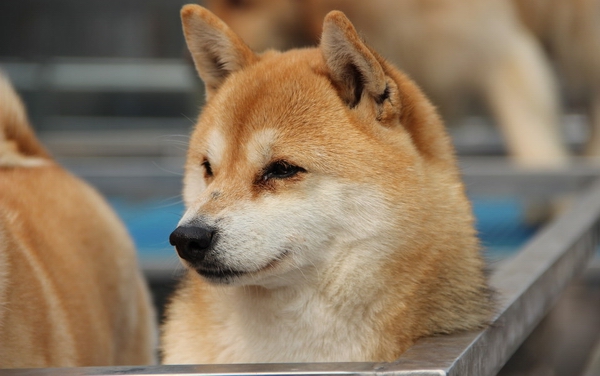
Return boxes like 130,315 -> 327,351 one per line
202,160 -> 213,177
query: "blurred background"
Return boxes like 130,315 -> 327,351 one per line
0,0 -> 195,271
1,1 -> 600,374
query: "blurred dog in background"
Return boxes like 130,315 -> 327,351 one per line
206,0 -> 598,166
0,73 -> 157,368
512,0 -> 600,157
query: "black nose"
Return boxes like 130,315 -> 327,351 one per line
169,226 -> 215,263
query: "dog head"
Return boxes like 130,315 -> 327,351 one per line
171,5 -> 462,287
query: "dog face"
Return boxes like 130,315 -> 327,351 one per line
174,52 -> 413,287
171,6 -> 452,288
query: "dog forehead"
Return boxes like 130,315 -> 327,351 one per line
245,128 -> 278,166
206,127 -> 226,166
209,50 -> 336,125
198,125 -> 279,169
193,48 -> 408,177
195,50 -> 344,154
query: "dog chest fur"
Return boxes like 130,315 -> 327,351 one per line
165,274 -> 392,363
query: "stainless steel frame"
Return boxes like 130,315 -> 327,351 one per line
3,173 -> 600,375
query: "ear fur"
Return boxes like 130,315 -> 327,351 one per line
321,11 -> 388,108
181,5 -> 258,98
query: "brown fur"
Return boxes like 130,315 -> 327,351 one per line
0,74 -> 157,368
161,6 -> 493,363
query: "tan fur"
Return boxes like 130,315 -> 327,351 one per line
206,0 -> 569,167
512,0 -> 600,157
0,74 -> 157,368
161,6 -> 493,363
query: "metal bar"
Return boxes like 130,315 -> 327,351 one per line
0,363 -> 385,376
0,59 -> 197,93
460,157 -> 600,197
3,178 -> 600,376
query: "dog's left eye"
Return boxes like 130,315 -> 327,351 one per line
262,161 -> 305,181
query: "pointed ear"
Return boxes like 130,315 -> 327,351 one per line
320,11 -> 388,108
181,5 -> 258,98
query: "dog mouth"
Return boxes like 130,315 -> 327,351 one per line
195,265 -> 246,281
192,249 -> 291,283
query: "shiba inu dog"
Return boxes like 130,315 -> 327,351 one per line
161,5 -> 493,363
206,0 -> 569,167
0,74 -> 157,367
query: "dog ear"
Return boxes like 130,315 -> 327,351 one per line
321,11 -> 388,108
181,5 -> 258,98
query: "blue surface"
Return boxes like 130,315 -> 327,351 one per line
108,196 -> 540,263
471,196 -> 540,258
109,197 -> 185,263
